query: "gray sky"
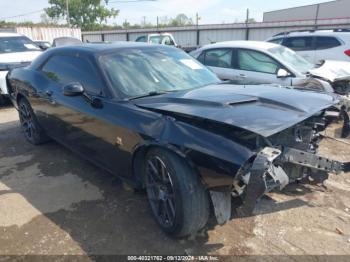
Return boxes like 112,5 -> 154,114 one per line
0,0 -> 332,25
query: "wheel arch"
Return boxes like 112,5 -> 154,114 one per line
131,141 -> 200,188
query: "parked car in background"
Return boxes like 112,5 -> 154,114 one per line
190,41 -> 350,110
52,37 -> 82,47
7,43 -> 346,237
135,33 -> 177,47
33,40 -> 51,50
0,32 -> 42,105
266,29 -> 350,64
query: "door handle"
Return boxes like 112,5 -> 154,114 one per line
239,74 -> 247,78
45,90 -> 53,97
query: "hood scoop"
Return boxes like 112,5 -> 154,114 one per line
227,97 -> 258,106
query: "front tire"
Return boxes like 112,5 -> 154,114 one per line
18,98 -> 49,145
144,148 -> 209,238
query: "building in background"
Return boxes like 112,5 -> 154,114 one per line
263,0 -> 350,22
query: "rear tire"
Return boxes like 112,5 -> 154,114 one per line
18,98 -> 50,145
144,147 -> 209,238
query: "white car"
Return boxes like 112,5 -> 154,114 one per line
0,32 -> 42,105
190,41 -> 350,102
266,29 -> 350,64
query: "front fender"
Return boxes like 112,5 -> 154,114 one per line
132,116 -> 255,188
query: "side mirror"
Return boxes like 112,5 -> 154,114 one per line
277,68 -> 290,78
63,82 -> 84,96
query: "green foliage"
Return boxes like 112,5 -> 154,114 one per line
168,14 -> 193,27
45,0 -> 119,30
246,18 -> 256,23
122,13 -> 194,29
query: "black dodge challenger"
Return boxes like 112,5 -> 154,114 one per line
6,43 -> 346,237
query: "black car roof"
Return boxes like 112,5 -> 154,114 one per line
52,42 -> 169,54
30,42 -> 174,69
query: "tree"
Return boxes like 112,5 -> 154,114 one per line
45,0 -> 119,30
246,18 -> 256,23
40,13 -> 59,25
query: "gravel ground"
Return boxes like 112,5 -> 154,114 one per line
0,106 -> 350,258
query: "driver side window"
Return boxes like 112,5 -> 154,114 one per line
237,49 -> 280,74
41,55 -> 104,96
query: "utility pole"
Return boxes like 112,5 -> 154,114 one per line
245,8 -> 250,40
156,16 -> 159,31
314,4 -> 320,30
196,13 -> 200,47
66,0 -> 70,27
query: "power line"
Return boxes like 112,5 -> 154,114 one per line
0,9 -> 44,20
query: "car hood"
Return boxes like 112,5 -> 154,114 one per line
309,60 -> 350,82
0,51 -> 42,63
134,84 -> 339,137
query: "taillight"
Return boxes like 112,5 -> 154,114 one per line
345,49 -> 350,57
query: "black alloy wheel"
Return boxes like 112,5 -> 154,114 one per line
146,155 -> 176,228
18,99 -> 49,145
144,148 -> 209,238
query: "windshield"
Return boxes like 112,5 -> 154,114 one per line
100,47 -> 219,98
268,45 -> 314,74
0,36 -> 41,53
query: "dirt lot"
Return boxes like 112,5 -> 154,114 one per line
1,106 -> 350,257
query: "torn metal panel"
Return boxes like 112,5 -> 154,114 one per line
210,190 -> 231,225
280,147 -> 343,173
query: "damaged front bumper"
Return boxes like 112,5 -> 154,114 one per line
210,146 -> 346,224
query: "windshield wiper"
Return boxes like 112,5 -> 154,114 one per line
127,90 -> 170,101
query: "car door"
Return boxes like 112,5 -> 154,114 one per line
39,54 -> 131,177
235,48 -> 293,86
282,36 -> 316,63
198,48 -> 237,81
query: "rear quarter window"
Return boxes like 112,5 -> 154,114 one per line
315,36 -> 341,50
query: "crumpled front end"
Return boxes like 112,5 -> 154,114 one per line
234,146 -> 343,218
209,112 -> 348,225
